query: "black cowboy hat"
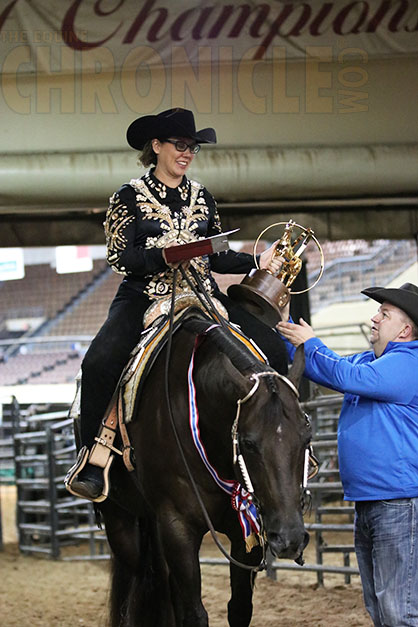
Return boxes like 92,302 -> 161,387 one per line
361,282 -> 418,326
126,107 -> 217,150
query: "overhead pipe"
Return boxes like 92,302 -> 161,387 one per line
0,144 -> 417,211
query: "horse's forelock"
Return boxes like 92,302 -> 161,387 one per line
265,374 -> 280,396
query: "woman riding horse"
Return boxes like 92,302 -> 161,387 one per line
98,314 -> 311,626
67,107 -> 288,501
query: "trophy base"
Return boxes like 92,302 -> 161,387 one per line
228,270 -> 289,327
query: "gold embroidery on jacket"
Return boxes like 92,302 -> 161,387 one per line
104,194 -> 136,274
104,176 -> 216,296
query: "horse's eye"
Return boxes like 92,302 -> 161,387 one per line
241,438 -> 259,454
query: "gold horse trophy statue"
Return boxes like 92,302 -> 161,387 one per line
228,220 -> 324,326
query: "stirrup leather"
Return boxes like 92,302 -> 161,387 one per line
98,387 -> 135,473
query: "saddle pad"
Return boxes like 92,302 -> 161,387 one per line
122,307 -> 206,423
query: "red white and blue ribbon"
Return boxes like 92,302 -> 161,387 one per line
187,335 -> 261,544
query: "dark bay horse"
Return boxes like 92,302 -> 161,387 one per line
98,314 -> 311,627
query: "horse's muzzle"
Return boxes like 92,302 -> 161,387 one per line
267,528 -> 309,560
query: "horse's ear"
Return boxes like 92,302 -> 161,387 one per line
222,355 -> 250,397
287,344 -> 305,389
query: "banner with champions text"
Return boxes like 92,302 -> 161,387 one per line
1,0 -> 417,78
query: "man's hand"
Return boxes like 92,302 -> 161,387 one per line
277,318 -> 316,346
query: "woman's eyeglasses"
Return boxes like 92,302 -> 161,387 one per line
163,139 -> 201,154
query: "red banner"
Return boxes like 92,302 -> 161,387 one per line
1,0 -> 417,76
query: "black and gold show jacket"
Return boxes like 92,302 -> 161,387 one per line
104,169 -> 256,299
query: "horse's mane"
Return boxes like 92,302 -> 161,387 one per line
183,316 -> 278,387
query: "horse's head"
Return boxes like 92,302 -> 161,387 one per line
231,346 -> 310,560
192,323 -> 310,562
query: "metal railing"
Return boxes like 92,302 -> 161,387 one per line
1,393 -> 356,584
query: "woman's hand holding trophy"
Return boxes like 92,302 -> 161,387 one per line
227,220 -> 324,326
259,242 -> 286,275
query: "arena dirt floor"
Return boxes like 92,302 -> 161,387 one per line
0,485 -> 371,626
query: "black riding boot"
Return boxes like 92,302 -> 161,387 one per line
70,463 -> 105,500
67,282 -> 151,500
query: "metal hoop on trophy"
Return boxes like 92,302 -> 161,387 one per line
227,220 -> 324,327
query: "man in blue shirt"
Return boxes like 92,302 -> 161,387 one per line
278,282 -> 418,627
